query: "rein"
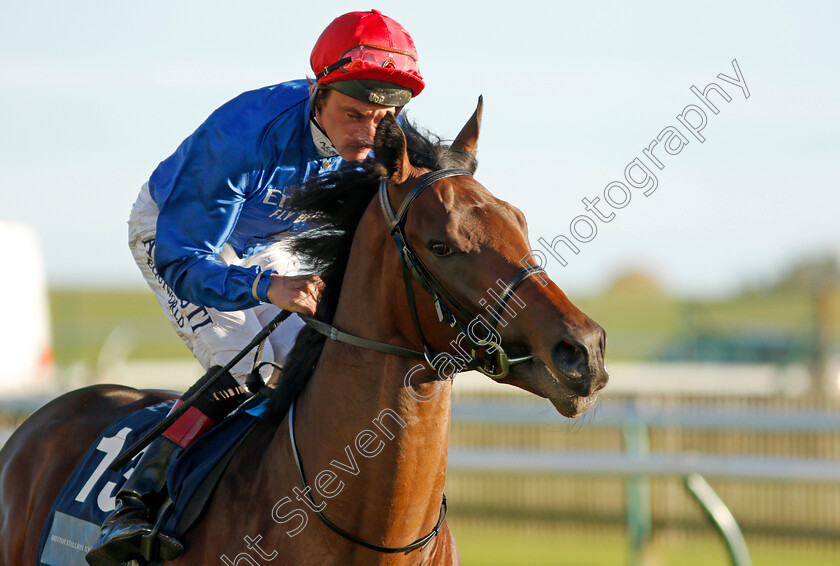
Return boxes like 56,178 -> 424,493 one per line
287,400 -> 447,553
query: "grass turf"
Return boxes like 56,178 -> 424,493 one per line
450,521 -> 840,566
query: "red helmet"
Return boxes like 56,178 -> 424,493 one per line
310,10 -> 425,105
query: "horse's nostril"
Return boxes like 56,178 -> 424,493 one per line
553,340 -> 584,371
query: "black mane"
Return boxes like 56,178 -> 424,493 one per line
266,118 -> 477,421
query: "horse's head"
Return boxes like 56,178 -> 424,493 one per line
373,99 -> 608,417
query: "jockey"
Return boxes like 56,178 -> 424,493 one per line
85,10 -> 424,566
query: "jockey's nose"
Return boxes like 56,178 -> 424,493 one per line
365,118 -> 380,140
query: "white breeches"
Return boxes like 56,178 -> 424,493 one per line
128,183 -> 304,385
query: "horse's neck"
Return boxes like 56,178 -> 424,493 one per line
288,343 -> 451,553
283,247 -> 452,551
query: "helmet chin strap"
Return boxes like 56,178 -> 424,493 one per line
310,117 -> 339,158
309,85 -> 340,158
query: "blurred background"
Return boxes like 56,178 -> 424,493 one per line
2,1 -> 839,565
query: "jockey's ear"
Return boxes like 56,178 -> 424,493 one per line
374,113 -> 412,184
451,95 -> 483,156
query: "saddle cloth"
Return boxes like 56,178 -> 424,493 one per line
36,397 -> 268,565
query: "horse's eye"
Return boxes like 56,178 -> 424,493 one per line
430,242 -> 453,257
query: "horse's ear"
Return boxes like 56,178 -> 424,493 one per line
451,95 -> 483,155
374,113 -> 411,183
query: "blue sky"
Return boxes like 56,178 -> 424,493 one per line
2,1 -> 838,297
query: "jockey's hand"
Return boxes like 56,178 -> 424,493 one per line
266,274 -> 324,317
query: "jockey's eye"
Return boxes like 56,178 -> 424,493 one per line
430,242 -> 454,257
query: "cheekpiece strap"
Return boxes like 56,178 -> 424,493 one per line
378,169 -> 472,234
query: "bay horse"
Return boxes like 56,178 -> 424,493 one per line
0,100 -> 608,566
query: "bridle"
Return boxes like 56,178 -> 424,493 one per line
378,168 -> 545,379
301,168 -> 546,380
287,168 -> 546,554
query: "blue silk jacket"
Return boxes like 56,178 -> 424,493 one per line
148,79 -> 345,311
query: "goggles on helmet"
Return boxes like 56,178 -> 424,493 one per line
315,45 -> 419,82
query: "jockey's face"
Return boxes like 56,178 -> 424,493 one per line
314,88 -> 396,162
